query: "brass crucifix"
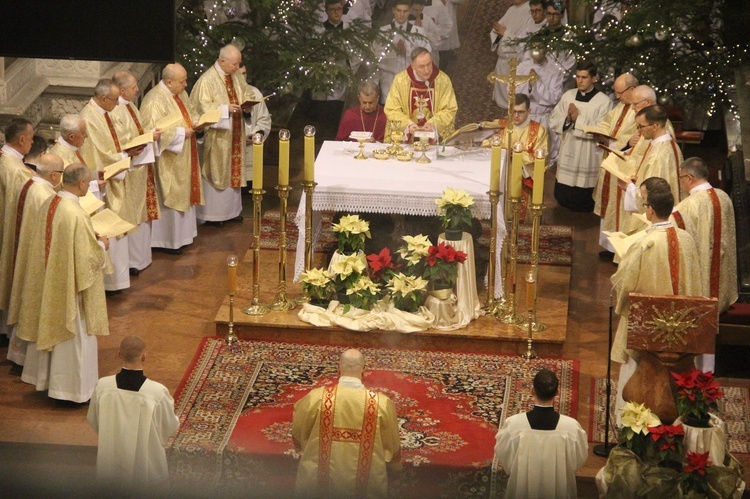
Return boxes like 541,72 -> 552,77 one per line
487,58 -> 538,150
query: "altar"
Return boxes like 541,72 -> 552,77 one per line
293,140 -> 507,297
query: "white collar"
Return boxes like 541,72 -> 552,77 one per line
338,376 -> 364,388
58,190 -> 80,202
690,182 -> 712,194
118,96 -> 131,105
56,136 -> 77,151
515,116 -> 531,129
32,176 -> 54,188
214,62 -> 228,77
652,132 -> 672,144
1,144 -> 24,159
89,98 -> 108,115
648,220 -> 673,230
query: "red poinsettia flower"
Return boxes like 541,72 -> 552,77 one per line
367,248 -> 395,280
671,369 -> 700,389
684,451 -> 710,475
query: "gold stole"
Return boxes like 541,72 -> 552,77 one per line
125,103 -> 160,221
173,94 -> 203,206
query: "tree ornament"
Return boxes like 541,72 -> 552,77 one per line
655,29 -> 669,41
529,47 -> 544,60
625,34 -> 643,47
657,95 -> 671,105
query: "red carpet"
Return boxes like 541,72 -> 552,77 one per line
169,338 -> 578,496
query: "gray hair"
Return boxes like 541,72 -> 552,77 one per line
219,44 -> 241,60
94,78 -> 115,98
358,81 -> 380,97
36,153 -> 64,175
60,114 -> 85,137
410,46 -> 431,62
339,349 -> 365,374
680,157 -> 709,180
112,70 -> 136,89
620,73 -> 639,88
162,63 -> 185,81
63,162 -> 88,185
632,85 -> 657,104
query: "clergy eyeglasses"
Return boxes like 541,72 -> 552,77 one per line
636,123 -> 656,130
614,86 -> 635,97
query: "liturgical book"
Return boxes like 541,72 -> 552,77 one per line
80,191 -> 105,215
103,158 -> 131,181
91,209 -> 135,239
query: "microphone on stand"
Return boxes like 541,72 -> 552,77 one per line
594,286 -> 616,457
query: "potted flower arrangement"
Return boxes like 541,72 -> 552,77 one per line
386,272 -> 428,313
300,268 -> 334,307
648,424 -> 685,469
396,234 -> 432,278
346,276 -> 381,311
423,241 -> 468,291
366,247 -> 398,284
671,369 -> 724,428
332,214 -> 371,255
619,401 -> 662,460
679,451 -> 711,497
435,187 -> 474,241
330,253 -> 367,304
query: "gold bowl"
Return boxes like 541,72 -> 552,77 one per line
396,151 -> 413,162
373,149 -> 390,160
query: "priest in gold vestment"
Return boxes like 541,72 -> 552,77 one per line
292,349 -> 401,498
140,64 -> 204,252
0,118 -> 35,338
611,178 -> 703,419
20,163 -> 110,403
190,44 -> 253,224
384,47 -> 457,143
6,154 -> 63,366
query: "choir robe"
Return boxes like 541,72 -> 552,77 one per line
0,146 -> 35,320
243,84 -> 272,183
23,190 -> 109,402
619,133 -> 683,234
190,63 -> 252,222
517,56 -> 563,163
292,379 -> 401,498
490,1 -> 532,109
335,105 -> 387,143
610,222 -> 704,365
494,410 -> 588,499
384,65 -> 457,142
671,184 -> 738,313
591,101 -> 637,250
377,21 -> 431,100
6,176 -> 56,365
79,99 -> 131,291
88,374 -> 180,487
140,82 -> 203,249
550,88 -> 613,188
113,97 -> 160,270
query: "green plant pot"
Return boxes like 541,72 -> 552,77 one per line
444,229 -> 463,241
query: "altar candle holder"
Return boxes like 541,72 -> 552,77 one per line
485,136 -> 503,313
303,126 -> 317,275
242,134 -> 270,316
226,254 -> 241,352
271,130 -> 296,312
521,270 -> 538,360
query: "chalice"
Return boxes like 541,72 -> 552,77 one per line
413,132 -> 432,164
350,131 -> 372,160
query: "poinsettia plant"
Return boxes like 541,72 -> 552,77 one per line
648,424 -> 685,464
330,253 -> 367,292
332,214 -> 371,254
346,276 -> 381,311
366,247 -> 398,283
671,369 -> 724,424
435,187 -> 474,231
300,268 -> 334,301
619,401 -> 662,460
422,242 -> 468,289
386,272 -> 428,313
680,451 -> 711,496
396,234 -> 432,278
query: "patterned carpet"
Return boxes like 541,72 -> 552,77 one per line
589,378 -> 750,454
169,338 -> 578,496
259,209 -> 574,266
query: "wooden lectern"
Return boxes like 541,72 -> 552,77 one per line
622,293 -> 718,423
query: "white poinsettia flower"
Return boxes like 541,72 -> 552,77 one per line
332,214 -> 371,237
346,276 -> 380,295
331,254 -> 366,277
300,268 -> 333,286
620,401 -> 661,435
435,187 -> 474,210
402,234 -> 432,256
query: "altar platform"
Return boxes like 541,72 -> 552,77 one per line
213,250 -> 570,356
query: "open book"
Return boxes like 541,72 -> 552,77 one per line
443,121 -> 503,147
582,124 -> 617,141
196,108 -> 222,127
155,110 -> 185,130
91,208 -> 135,239
103,157 -> 131,181
600,151 -> 633,184
604,230 -> 646,260
121,131 -> 154,151
597,143 -> 627,161
241,92 -> 275,108
80,191 -> 104,215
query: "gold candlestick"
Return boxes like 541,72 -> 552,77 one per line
517,203 -> 547,332
226,255 -> 240,350
495,195 -> 523,324
303,180 -> 318,274
485,189 -> 501,313
271,184 -> 296,311
521,270 -> 538,360
242,188 -> 270,316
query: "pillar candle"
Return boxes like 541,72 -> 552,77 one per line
304,134 -> 315,182
510,148 -> 523,198
490,140 -> 501,192
532,153 -> 546,204
526,272 -> 536,310
227,259 -> 238,294
279,134 -> 290,186
253,137 -> 264,190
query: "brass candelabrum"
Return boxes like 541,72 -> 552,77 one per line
521,271 -> 538,360
485,189 -> 501,313
517,203 -> 547,333
302,181 -> 318,274
495,194 -> 523,324
270,184 -> 296,311
242,188 -> 270,316
226,255 -> 242,352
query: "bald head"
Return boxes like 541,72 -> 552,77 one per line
218,44 -> 242,75
162,63 -> 185,81
36,153 -> 64,175
339,349 -> 365,378
631,85 -> 657,112
613,73 -> 638,103
163,63 -> 188,95
119,335 -> 147,366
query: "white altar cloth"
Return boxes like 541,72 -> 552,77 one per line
294,141 -> 507,298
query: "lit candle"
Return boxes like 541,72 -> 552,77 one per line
490,135 -> 502,192
532,148 -> 546,205
304,125 -> 316,182
511,141 -> 523,198
278,129 -> 290,186
252,133 -> 264,190
526,271 -> 536,310
227,254 -> 238,295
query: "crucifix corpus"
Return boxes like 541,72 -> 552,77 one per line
487,58 -> 538,150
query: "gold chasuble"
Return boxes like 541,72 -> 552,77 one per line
491,118 -> 548,165
593,102 -> 636,230
112,100 -> 160,223
610,223 -> 703,364
79,101 -> 132,217
34,193 -> 109,351
671,186 -> 738,312
293,384 -> 401,498
384,65 -> 457,142
0,151 -> 34,312
140,84 -> 204,212
190,66 -> 252,190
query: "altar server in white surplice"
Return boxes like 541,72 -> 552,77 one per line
140,64 -> 204,253
190,44 -> 254,225
550,60 -> 612,212
494,369 -> 587,499
88,335 -> 179,492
